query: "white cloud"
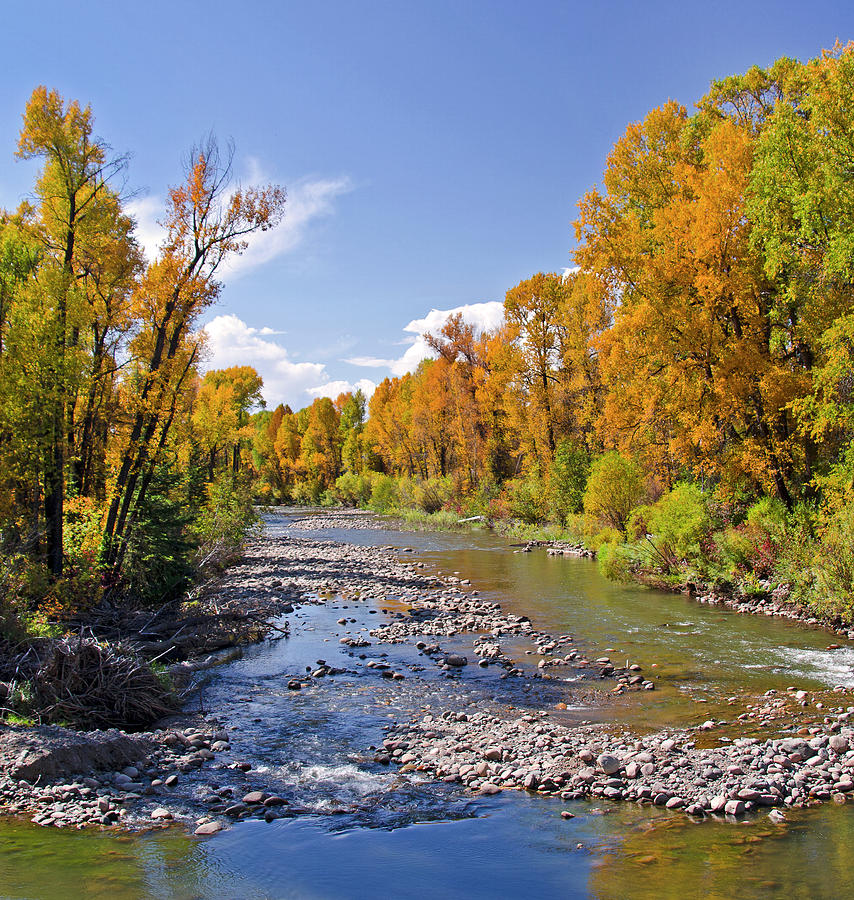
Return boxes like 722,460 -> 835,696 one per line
203,314 -> 376,409
345,300 -> 505,377
346,355 -> 394,368
562,265 -> 580,277
223,175 -> 353,278
126,195 -> 166,261
127,171 -> 352,278
203,314 -> 326,409
306,378 -> 377,401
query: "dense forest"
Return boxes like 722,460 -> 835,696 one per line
248,45 -> 854,622
5,44 -> 854,641
0,86 -> 285,633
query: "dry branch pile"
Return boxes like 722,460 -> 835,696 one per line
30,636 -> 176,728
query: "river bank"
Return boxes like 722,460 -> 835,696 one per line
4,507 -> 854,837
377,502 -> 854,640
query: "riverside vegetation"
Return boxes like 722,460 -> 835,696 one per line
3,44 -> 854,841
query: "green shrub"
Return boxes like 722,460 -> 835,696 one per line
779,502 -> 854,619
597,539 -> 635,582
507,475 -> 549,524
745,496 -> 788,534
587,526 -> 623,551
334,472 -> 373,506
549,439 -> 590,523
191,473 -> 258,572
291,478 -> 324,505
644,483 -> 710,566
369,474 -> 400,513
459,480 -> 500,519
714,526 -> 754,575
413,476 -> 454,513
400,508 -> 461,530
583,452 -> 645,532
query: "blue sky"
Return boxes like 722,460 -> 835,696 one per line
2,0 -> 853,409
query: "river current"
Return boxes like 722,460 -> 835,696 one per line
2,512 -> 854,899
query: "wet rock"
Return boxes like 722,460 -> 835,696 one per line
444,655 -> 468,668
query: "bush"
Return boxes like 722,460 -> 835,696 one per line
597,538 -> 635,582
779,502 -> 854,619
399,508 -> 461,530
192,473 -> 258,571
583,452 -> 645,532
121,467 -> 196,603
587,526 -> 624,551
644,483 -> 711,567
369,474 -> 400,513
334,472 -> 373,506
549,439 -> 590,523
459,479 -> 500,519
413,476 -> 454,513
507,475 -> 549,524
291,478 -> 324,505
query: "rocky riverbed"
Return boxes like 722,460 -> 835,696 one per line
3,507 -> 854,835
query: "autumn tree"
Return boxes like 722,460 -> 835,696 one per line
252,403 -> 289,499
15,86 -> 133,574
101,137 -> 285,574
299,396 -> 341,491
193,366 -> 264,478
339,389 -> 368,474
575,90 -> 816,503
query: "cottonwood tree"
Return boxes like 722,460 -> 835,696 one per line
15,86 -> 132,574
101,138 -> 285,574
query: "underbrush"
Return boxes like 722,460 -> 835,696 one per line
0,635 -> 176,728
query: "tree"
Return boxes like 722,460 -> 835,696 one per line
583,451 -> 645,532
299,397 -> 341,490
339,389 -> 367,474
504,273 -> 568,463
16,86 -> 131,574
576,95 -> 814,503
101,137 -> 285,575
194,366 -> 264,476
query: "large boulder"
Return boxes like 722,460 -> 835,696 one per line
0,724 -> 153,782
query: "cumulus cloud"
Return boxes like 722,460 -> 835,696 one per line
345,300 -> 505,377
127,171 -> 352,278
203,315 -> 376,409
203,314 -> 326,408
306,378 -> 377,401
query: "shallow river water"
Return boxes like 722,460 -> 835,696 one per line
2,513 -> 854,899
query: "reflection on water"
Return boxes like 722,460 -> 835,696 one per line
2,511 -> 854,899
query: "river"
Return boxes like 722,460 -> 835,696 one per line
2,511 -> 854,899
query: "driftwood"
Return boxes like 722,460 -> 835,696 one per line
30,636 -> 176,728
